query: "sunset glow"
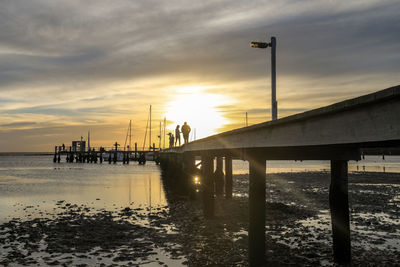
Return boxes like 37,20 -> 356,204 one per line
0,0 -> 399,151
165,86 -> 233,139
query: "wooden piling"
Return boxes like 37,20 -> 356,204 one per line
53,146 -> 57,163
225,156 -> 233,199
329,160 -> 351,264
248,155 -> 266,267
183,153 -> 195,197
134,143 -> 138,160
68,147 -> 72,163
215,157 -> 224,196
202,153 -> 214,218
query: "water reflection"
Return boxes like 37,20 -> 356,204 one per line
0,156 -> 166,223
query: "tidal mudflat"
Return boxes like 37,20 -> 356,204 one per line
1,167 -> 400,266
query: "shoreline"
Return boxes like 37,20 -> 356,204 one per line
0,152 -> 53,156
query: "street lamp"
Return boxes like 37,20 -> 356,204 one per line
251,36 -> 277,121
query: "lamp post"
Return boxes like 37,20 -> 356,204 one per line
251,36 -> 277,121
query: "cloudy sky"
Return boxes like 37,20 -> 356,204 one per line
0,0 -> 399,152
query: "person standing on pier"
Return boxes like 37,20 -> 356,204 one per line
175,125 -> 181,146
181,122 -> 191,144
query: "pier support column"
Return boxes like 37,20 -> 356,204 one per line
225,156 -> 233,199
202,153 -> 214,218
248,155 -> 266,267
330,160 -> 351,265
215,157 -> 224,197
183,153 -> 195,197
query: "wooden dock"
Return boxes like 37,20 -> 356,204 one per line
159,85 -> 400,266
53,143 -> 161,165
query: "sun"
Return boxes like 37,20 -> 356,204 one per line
165,86 -> 232,140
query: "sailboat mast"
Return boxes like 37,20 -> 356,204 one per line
124,121 -> 130,151
163,117 -> 166,149
149,105 -> 152,150
129,120 -> 132,152
159,121 -> 161,149
142,112 -> 149,151
88,130 -> 90,151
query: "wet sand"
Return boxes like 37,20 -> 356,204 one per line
1,171 -> 400,266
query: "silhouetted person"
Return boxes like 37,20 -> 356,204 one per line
62,143 -> 65,151
181,122 -> 191,144
175,125 -> 181,146
168,133 -> 174,148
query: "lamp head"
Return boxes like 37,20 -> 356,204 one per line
250,41 -> 270,48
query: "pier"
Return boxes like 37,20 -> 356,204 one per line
159,85 -> 400,266
53,142 -> 161,165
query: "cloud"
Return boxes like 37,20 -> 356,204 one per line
1,0 -> 397,88
0,121 -> 37,128
0,0 -> 399,151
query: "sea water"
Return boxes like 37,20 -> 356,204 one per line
0,155 -> 399,265
0,156 -> 167,223
1,155 -> 399,223
229,155 -> 400,174
0,155 -> 182,266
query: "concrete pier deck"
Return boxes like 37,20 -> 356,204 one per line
159,85 -> 400,266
